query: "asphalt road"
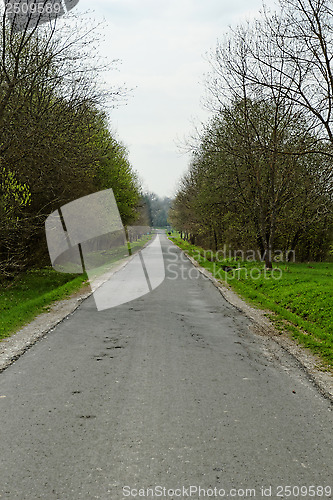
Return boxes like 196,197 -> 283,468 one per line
0,234 -> 332,500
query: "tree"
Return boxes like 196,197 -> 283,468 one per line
199,6 -> 333,265
95,124 -> 141,226
174,99 -> 333,264
272,0 -> 333,145
211,0 -> 333,149
0,10 -> 139,279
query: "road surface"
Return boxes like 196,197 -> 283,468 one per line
0,234 -> 332,499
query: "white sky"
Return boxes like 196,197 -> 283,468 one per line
72,0 -> 277,198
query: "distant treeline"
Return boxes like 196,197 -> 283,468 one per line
143,193 -> 172,228
170,0 -> 333,266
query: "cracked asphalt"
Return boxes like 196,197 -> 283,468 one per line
0,234 -> 332,499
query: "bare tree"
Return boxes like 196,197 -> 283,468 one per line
200,2 -> 333,266
213,0 -> 333,149
274,0 -> 333,144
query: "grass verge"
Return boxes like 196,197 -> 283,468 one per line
170,236 -> 333,369
0,270 -> 88,340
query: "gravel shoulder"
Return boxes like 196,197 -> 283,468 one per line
0,284 -> 92,374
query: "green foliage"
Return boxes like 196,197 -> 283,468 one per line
0,269 -> 88,339
95,130 -> 141,226
1,166 -> 31,213
0,164 -> 34,278
0,21 -> 143,278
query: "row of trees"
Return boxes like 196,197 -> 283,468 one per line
0,8 -> 143,279
170,0 -> 333,266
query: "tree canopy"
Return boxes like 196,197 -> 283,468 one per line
171,0 -> 333,265
0,10 -> 142,279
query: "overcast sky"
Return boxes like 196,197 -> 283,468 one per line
73,0 -> 277,198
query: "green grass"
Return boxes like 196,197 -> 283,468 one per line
0,234 -> 153,340
170,236 -> 333,368
0,269 -> 88,340
77,234 -> 153,281
129,234 -> 152,254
